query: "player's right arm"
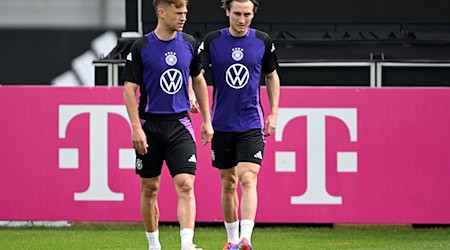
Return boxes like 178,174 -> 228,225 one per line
121,38 -> 147,155
124,81 -> 148,155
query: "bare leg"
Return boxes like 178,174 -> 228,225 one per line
141,177 -> 161,232
237,163 -> 259,221
219,167 -> 239,223
174,173 -> 202,250
237,162 -> 260,242
174,173 -> 197,229
220,168 -> 240,246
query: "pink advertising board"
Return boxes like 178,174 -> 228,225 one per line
0,86 -> 449,224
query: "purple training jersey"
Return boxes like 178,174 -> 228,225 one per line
199,28 -> 278,132
122,31 -> 202,115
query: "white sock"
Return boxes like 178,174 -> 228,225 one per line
240,220 -> 255,242
224,220 -> 240,244
180,228 -> 194,249
146,230 -> 161,250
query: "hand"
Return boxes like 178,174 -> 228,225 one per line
264,114 -> 277,137
132,127 -> 148,155
190,98 -> 199,113
201,122 -> 214,146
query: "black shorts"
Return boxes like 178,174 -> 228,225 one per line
212,128 -> 265,169
135,112 -> 197,178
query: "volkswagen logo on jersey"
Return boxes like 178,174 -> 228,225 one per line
165,51 -> 178,66
160,69 -> 183,95
226,63 -> 249,89
231,47 -> 244,61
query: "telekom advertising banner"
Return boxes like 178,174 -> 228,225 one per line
1,86 -> 449,224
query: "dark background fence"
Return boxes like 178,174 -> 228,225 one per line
2,0 -> 450,86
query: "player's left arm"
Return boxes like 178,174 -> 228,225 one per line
188,33 -> 214,144
188,77 -> 199,113
192,74 -> 214,145
260,33 -> 280,137
264,70 -> 280,137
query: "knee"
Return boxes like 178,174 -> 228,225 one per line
221,175 -> 238,193
141,180 -> 159,198
176,177 -> 195,194
239,172 -> 257,189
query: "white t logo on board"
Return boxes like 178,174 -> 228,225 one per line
275,108 -> 358,205
58,105 -> 135,201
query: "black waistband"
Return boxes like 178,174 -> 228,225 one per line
140,111 -> 189,121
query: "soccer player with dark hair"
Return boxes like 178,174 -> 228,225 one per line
198,0 -> 280,249
122,0 -> 213,249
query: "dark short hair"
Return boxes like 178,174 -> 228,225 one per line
220,0 -> 259,13
153,0 -> 188,11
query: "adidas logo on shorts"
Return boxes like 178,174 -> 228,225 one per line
253,151 -> 262,160
188,154 -> 197,163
